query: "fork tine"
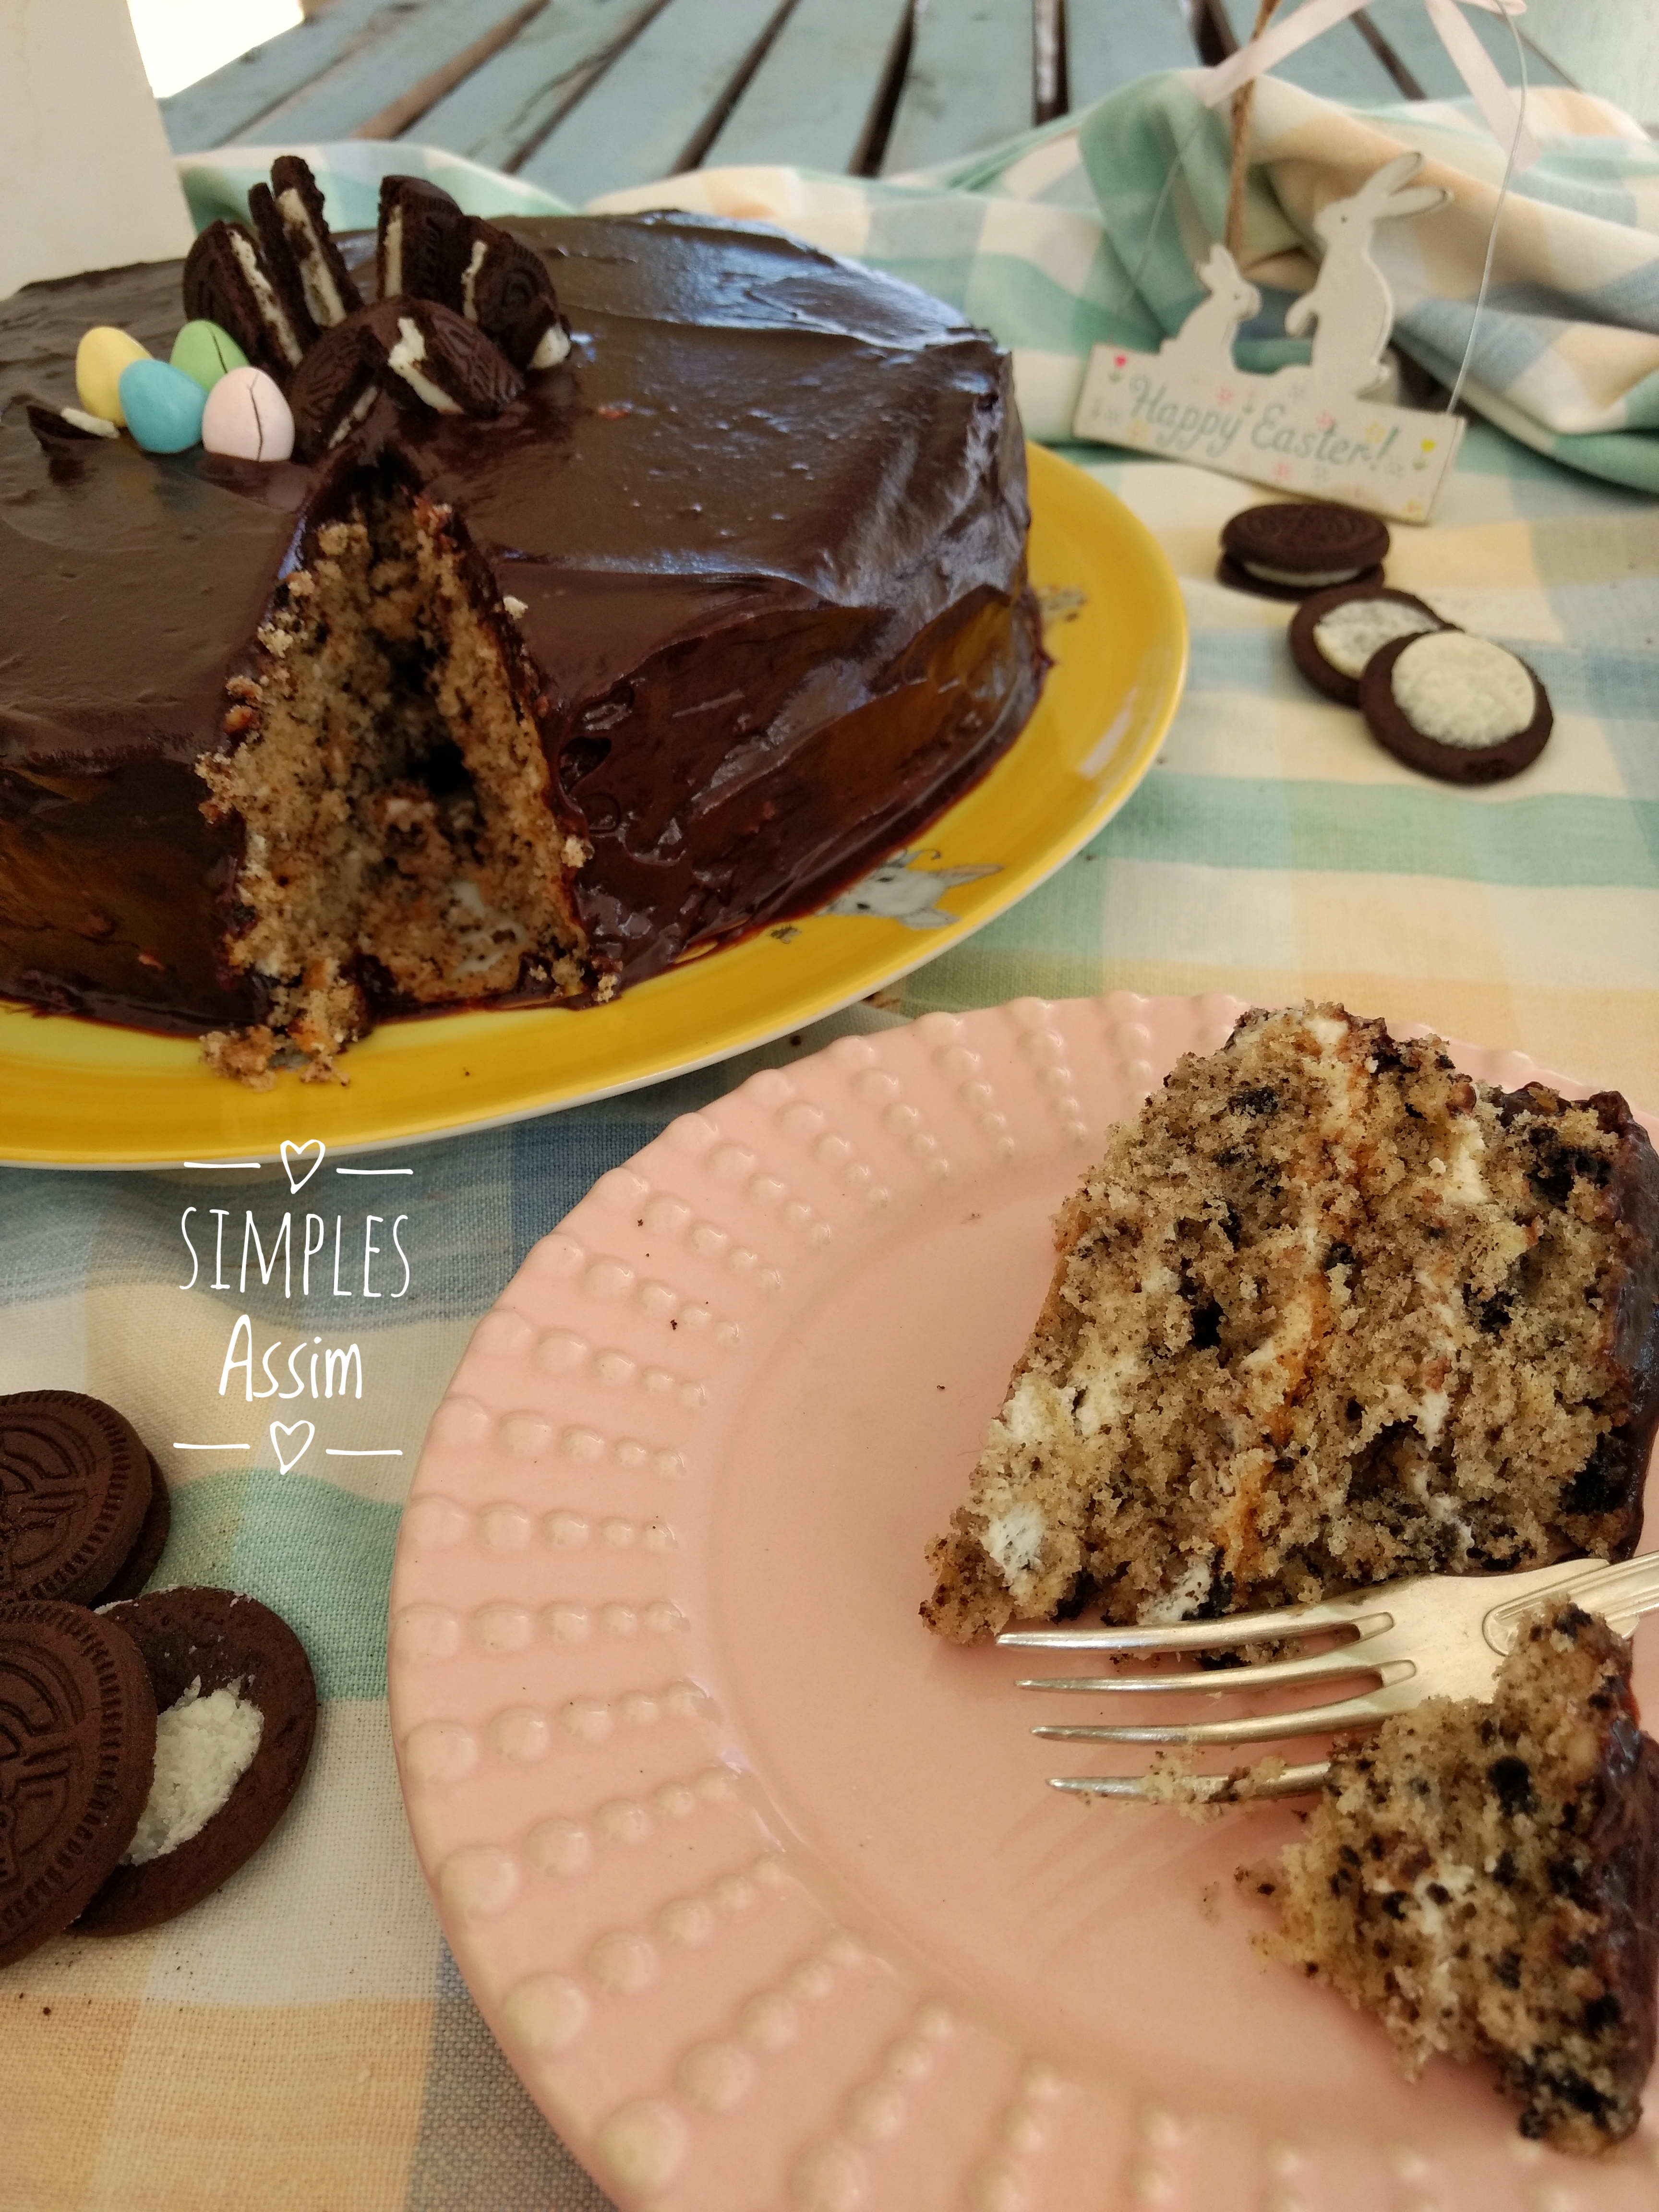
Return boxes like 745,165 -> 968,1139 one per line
1049,1761 -> 1331,1802
1016,1642 -> 1392,1695
997,1594 -> 1390,1655
1031,1667 -> 1416,1746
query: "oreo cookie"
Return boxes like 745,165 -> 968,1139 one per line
248,183 -> 323,356
0,1391 -> 152,1606
377,177 -> 470,310
1360,629 -> 1552,784
182,221 -> 308,384
290,297 -> 523,458
1289,584 -> 1451,707
268,156 -> 362,330
460,220 -> 571,372
1219,501 -> 1389,601
97,1454 -> 171,1605
79,1587 -> 317,1937
0,1600 -> 156,1968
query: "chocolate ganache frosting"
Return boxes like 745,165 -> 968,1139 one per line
0,207 -> 1043,1059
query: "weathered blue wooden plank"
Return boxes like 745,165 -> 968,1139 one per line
1067,0 -> 1197,108
1362,0 -> 1567,99
1214,0 -> 1398,102
250,0 -> 540,143
515,0 -> 790,202
161,0 -> 417,153
880,0 -> 1035,176
704,0 -> 909,171
410,0 -> 661,168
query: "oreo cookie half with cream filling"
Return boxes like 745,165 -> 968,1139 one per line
1219,500 -> 1389,601
290,297 -> 523,457
181,220 -> 308,384
1361,629 -> 1552,783
79,1587 -> 317,1936
268,155 -> 362,330
461,219 -> 570,371
377,176 -> 471,310
1289,583 -> 1450,706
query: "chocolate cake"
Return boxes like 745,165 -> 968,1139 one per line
1256,1601 -> 1659,2153
923,1005 -> 1659,1641
0,196 -> 1043,1082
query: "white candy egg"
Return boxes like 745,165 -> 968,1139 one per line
201,367 -> 295,463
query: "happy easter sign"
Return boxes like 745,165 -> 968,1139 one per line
1073,154 -> 1465,524
1073,356 -> 1462,522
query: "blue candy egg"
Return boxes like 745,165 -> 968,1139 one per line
117,359 -> 207,454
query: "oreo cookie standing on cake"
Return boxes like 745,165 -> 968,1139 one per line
1289,583 -> 1451,706
1219,500 -> 1389,601
182,221 -> 309,383
267,156 -> 361,330
0,1600 -> 156,1967
377,177 -> 471,310
1361,628 -> 1552,783
290,298 -> 522,458
78,1587 -> 317,1937
460,220 -> 571,371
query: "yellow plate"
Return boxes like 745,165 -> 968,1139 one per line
0,445 -> 1187,1165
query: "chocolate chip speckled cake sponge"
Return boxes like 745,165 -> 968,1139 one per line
923,1005 -> 1659,1641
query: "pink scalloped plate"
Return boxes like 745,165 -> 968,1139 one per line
389,995 -> 1659,2212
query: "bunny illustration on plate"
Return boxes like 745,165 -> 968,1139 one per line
1159,243 -> 1261,377
821,850 -> 1000,929
1285,151 -> 1449,397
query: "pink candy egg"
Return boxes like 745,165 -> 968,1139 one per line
201,367 -> 295,463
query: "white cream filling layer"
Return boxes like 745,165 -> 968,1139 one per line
123,1680 -> 263,1865
1243,559 -> 1365,588
1313,596 -> 1439,678
1390,631 -> 1536,748
388,319 -> 463,414
228,230 -> 303,366
277,187 -> 348,326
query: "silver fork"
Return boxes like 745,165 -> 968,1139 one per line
998,1550 -> 1659,1803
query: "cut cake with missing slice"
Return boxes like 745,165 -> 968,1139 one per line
923,1005 -> 1659,1641
1253,1601 -> 1659,2154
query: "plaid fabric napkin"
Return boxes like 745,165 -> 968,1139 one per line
5,86 -> 1658,2212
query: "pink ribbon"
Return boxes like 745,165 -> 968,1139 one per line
1194,0 -> 1539,170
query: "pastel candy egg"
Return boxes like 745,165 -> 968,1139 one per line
170,319 -> 248,393
75,326 -> 150,426
118,359 -> 207,454
201,367 -> 295,463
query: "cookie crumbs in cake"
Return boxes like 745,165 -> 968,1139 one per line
924,1005 -> 1659,1641
1252,1601 -> 1659,2154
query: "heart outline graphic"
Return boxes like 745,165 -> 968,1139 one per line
281,1138 -> 326,1193
270,1420 -> 314,1474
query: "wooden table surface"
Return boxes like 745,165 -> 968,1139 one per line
162,0 -> 1572,205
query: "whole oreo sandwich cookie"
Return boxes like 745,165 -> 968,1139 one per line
0,1600 -> 156,1967
97,1454 -> 172,1605
1289,584 -> 1451,707
1361,629 -> 1552,784
0,1391 -> 153,1605
1220,500 -> 1389,601
78,1587 -> 317,1936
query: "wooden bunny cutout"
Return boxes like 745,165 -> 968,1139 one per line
1160,242 -> 1261,375
1286,151 -> 1448,397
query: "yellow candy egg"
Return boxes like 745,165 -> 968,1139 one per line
75,326 -> 151,427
